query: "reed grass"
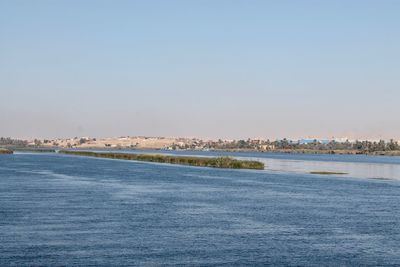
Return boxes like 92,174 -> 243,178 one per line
310,171 -> 348,175
59,150 -> 265,170
0,148 -> 13,154
13,148 -> 56,153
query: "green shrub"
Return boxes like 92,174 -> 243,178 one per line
0,148 -> 13,154
58,151 -> 264,170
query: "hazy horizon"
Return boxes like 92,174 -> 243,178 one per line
1,1 -> 399,140
3,134 -> 400,143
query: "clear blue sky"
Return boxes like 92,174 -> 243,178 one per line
1,1 -> 399,140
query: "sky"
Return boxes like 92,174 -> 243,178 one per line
1,0 -> 399,140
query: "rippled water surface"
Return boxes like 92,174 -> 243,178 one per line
1,153 -> 400,266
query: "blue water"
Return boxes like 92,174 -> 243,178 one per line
1,153 -> 400,266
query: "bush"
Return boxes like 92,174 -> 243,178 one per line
58,151 -> 264,170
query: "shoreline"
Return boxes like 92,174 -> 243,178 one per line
58,148 -> 400,157
3,146 -> 400,157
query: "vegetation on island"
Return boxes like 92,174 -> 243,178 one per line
13,148 -> 56,153
0,148 -> 13,154
59,150 -> 265,170
310,171 -> 348,175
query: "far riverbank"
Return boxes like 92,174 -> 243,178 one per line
207,149 -> 400,156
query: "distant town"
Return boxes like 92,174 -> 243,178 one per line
1,136 -> 400,156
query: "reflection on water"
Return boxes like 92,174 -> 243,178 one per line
156,150 -> 400,180
251,157 -> 400,180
